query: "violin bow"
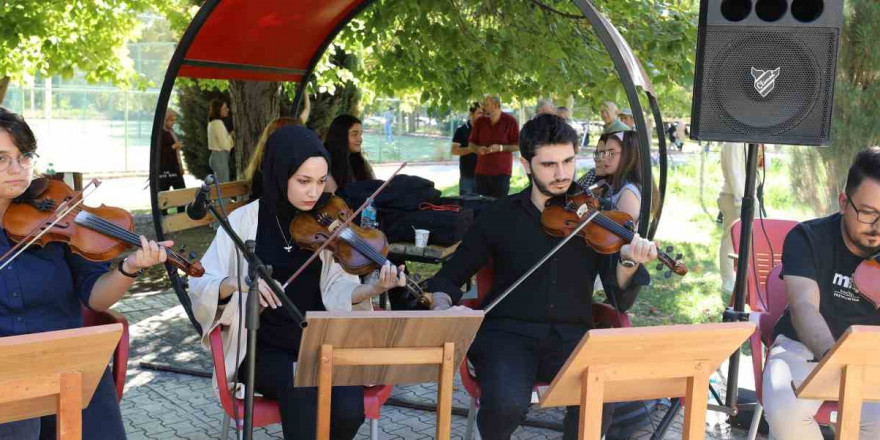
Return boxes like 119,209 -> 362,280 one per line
281,162 -> 407,290
0,179 -> 102,271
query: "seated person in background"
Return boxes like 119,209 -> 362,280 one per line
577,131 -> 658,229
324,114 -> 375,193
534,99 -> 556,117
189,126 -> 404,440
619,108 -> 635,129
244,117 -> 302,201
599,101 -> 629,134
763,147 -> 880,440
556,106 -> 572,123
425,114 -> 657,440
245,93 -> 311,200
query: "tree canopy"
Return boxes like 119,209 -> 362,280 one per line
0,0 -> 188,102
321,0 -> 697,115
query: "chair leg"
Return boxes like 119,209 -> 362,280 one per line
747,402 -> 763,440
370,418 -> 379,440
465,397 -> 477,440
221,414 -> 231,440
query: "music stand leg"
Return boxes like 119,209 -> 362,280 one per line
836,365 -> 864,440
58,371 -> 82,440
317,344 -> 334,440
578,366 -> 605,440
436,342 -> 455,440
683,371 -> 711,440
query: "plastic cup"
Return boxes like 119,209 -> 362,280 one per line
414,229 -> 430,247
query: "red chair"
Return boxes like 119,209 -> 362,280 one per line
746,264 -> 837,439
82,307 -> 129,401
729,218 -> 797,313
209,326 -> 392,440
458,266 -> 631,440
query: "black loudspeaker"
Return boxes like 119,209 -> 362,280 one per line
690,0 -> 844,146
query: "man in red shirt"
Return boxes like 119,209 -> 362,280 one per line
469,95 -> 520,198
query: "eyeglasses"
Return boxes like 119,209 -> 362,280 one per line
593,150 -> 619,161
847,195 -> 880,225
0,152 -> 38,172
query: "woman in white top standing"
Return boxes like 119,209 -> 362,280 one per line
207,99 -> 234,182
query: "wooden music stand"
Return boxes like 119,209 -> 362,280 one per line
795,325 -> 880,440
295,310 -> 484,440
0,324 -> 122,440
539,322 -> 755,440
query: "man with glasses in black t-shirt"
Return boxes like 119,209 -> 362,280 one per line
764,147 -> 880,440
426,114 -> 658,440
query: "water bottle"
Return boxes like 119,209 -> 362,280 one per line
46,162 -> 56,176
361,198 -> 378,229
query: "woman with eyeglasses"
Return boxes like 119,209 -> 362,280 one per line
577,130 -> 658,229
0,107 -> 172,439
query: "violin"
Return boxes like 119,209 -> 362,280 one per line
854,253 -> 880,309
289,194 -> 432,308
1,178 -> 204,277
541,191 -> 688,278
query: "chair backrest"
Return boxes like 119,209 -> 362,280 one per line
730,219 -> 797,312
82,307 -> 128,401
209,326 -> 237,416
460,262 -> 493,310
760,264 -> 789,345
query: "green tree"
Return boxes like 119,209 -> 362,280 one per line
0,0 -> 188,104
789,0 -> 880,214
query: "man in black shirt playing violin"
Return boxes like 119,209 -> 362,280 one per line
425,114 -> 658,440
763,147 -> 880,440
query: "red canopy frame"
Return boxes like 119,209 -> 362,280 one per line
147,2 -> 675,437
148,0 -> 669,336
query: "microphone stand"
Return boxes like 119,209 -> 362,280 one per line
204,201 -> 306,440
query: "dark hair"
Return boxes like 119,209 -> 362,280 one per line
599,130 -> 661,220
325,114 -> 374,189
0,107 -> 37,154
208,99 -> 225,122
845,146 -> 880,196
469,102 -> 481,114
518,114 -> 579,162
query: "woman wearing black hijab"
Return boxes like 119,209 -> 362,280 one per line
189,126 -> 406,439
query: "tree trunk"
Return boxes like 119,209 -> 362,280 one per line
228,80 -> 281,180
0,77 -> 10,106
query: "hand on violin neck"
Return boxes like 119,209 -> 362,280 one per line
370,261 -> 406,293
619,233 -> 658,265
125,236 -> 174,271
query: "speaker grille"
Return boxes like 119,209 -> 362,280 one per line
692,27 -> 838,145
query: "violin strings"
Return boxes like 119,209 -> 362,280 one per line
587,210 -> 673,265
75,212 -> 187,266
338,228 -> 424,294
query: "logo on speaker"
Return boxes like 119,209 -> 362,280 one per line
751,67 -> 781,98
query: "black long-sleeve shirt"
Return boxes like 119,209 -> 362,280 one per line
425,187 -> 649,340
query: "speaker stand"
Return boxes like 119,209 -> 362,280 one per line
723,142 -> 760,412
